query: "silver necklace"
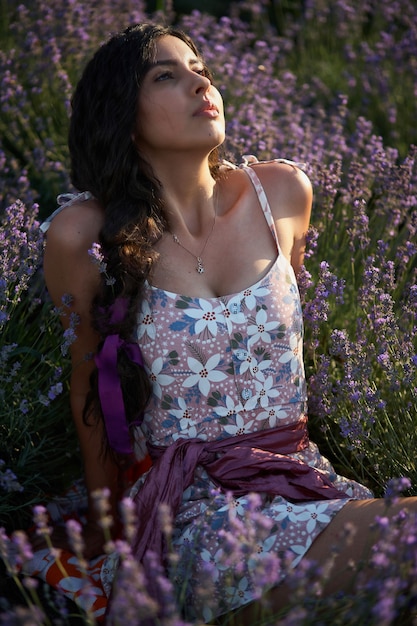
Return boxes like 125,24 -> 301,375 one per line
172,192 -> 217,274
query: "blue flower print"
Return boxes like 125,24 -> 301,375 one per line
171,298 -> 226,339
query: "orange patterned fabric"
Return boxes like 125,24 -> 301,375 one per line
28,549 -> 108,621
23,458 -> 151,621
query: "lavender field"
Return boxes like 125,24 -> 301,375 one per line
1,0 -> 417,624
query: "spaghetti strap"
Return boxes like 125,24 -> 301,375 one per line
239,155 -> 306,254
40,191 -> 93,234
239,154 -> 306,170
240,163 -> 282,252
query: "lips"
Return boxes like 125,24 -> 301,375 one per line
193,101 -> 219,117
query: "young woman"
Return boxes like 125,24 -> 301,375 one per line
41,23 -> 417,623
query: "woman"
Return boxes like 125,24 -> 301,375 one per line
41,23 -> 417,623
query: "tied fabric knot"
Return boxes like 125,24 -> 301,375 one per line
131,418 -> 349,563
94,298 -> 144,455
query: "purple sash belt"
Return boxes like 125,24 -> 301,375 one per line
132,417 -> 348,562
94,299 -> 144,455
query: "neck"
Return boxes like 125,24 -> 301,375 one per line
156,157 -> 218,236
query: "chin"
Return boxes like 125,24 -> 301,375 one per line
207,128 -> 226,148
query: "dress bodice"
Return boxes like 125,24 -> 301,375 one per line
136,164 -> 307,447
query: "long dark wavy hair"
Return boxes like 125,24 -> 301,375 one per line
68,23 -> 221,456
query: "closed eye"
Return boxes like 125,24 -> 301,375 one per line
155,71 -> 174,82
151,63 -> 212,82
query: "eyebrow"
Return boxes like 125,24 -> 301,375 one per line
150,57 -> 203,68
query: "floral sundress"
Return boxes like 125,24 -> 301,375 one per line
125,162 -> 372,622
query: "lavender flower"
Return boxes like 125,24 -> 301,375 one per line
88,242 -> 116,287
0,461 -> 23,493
120,496 -> 137,544
107,552 -> 160,625
32,505 -> 51,539
91,487 -> 113,534
11,530 -> 33,567
65,518 -> 85,557
0,605 -> 46,625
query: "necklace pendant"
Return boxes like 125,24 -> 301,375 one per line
196,257 -> 205,274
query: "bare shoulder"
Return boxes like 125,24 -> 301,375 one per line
45,197 -> 104,249
250,160 -> 313,219
237,160 -> 313,275
43,198 -> 105,314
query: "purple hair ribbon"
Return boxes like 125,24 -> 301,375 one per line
94,298 -> 144,455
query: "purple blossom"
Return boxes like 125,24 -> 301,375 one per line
0,460 -> 23,493
47,382 -> 63,401
384,477 -> 412,502
60,312 -> 80,356
11,530 -> 33,565
88,242 -> 116,286
65,519 -> 85,556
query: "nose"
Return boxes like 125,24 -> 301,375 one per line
192,72 -> 211,95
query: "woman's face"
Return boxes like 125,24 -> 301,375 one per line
134,35 -> 225,161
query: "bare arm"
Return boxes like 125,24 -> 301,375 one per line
43,200 -> 119,553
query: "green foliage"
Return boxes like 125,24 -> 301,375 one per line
302,145 -> 417,495
0,291 -> 80,531
0,202 -> 80,531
